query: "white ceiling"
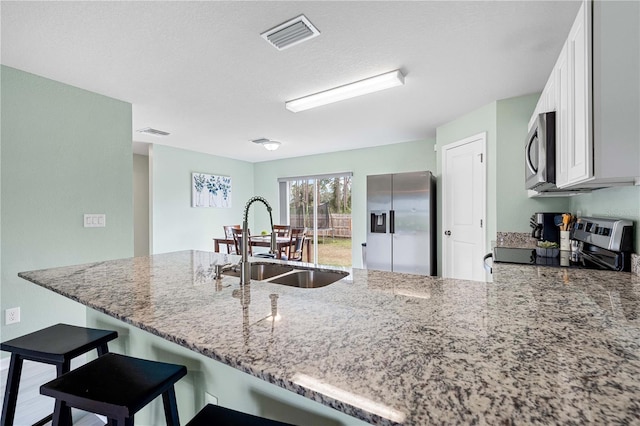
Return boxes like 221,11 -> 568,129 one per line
1,1 -> 581,163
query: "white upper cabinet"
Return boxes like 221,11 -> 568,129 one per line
559,0 -> 592,187
555,42 -> 570,187
532,0 -> 640,190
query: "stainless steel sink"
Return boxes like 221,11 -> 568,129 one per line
268,270 -> 348,288
223,263 -> 294,280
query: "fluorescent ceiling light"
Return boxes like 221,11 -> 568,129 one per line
285,70 -> 405,113
251,138 -> 281,151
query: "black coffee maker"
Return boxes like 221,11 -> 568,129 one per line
530,212 -> 562,243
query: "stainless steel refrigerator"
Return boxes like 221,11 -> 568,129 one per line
366,171 -> 435,275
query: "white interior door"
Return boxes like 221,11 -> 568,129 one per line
442,133 -> 486,281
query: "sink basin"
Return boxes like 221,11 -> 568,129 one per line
268,270 -> 348,288
223,263 -> 294,280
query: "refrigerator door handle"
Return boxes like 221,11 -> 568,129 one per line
389,210 -> 395,234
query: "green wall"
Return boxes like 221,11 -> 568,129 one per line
253,140 -> 437,268
149,144 -> 255,254
496,95 -> 570,231
0,66 -> 133,342
570,186 -> 640,252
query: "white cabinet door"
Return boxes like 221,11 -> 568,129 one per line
565,0 -> 593,185
543,69 -> 556,112
555,41 -> 570,187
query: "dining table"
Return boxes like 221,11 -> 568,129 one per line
213,235 -> 310,262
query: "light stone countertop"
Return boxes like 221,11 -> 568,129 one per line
18,250 -> 640,425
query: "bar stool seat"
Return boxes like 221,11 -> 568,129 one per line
40,353 -> 187,426
186,404 -> 295,426
1,323 -> 117,426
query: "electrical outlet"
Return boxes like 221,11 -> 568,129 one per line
84,213 -> 106,228
6,307 -> 20,325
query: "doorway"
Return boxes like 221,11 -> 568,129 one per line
279,173 -> 352,267
441,133 -> 487,281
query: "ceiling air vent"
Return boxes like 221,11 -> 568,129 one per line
136,127 -> 170,137
261,15 -> 320,51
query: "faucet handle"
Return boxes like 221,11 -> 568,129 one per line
214,264 -> 224,279
269,232 -> 278,254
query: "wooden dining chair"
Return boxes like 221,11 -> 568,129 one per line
272,225 -> 291,257
273,225 -> 291,238
223,225 -> 241,254
285,228 -> 306,261
231,227 -> 251,255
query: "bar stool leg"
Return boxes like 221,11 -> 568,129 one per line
51,400 -> 72,426
53,359 -> 72,425
107,415 -> 132,426
1,354 -> 24,426
97,343 -> 109,356
161,386 -> 180,426
107,416 -> 132,426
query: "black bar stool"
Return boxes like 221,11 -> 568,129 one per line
186,404 -> 295,426
40,353 -> 187,426
1,323 -> 117,426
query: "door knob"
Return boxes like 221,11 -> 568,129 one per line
444,230 -> 451,236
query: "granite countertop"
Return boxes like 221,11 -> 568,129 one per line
18,250 -> 640,425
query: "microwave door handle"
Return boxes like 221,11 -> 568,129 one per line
526,132 -> 538,174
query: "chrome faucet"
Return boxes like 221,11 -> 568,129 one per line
213,262 -> 235,279
241,196 -> 277,285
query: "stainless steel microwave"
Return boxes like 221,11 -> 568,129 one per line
525,111 -> 556,191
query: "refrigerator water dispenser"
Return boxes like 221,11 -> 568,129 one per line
370,211 -> 387,233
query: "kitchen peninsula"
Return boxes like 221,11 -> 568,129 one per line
18,251 -> 640,425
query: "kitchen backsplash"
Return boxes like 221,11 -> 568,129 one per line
496,232 -> 538,248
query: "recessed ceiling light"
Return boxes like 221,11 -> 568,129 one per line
285,70 -> 405,113
261,14 -> 320,51
251,138 -> 281,151
136,127 -> 170,137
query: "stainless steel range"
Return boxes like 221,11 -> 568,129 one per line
490,217 -> 634,272
572,217 -> 634,271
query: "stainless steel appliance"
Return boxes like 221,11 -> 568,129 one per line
366,171 -> 435,275
530,212 -> 564,244
525,111 -> 556,191
488,217 -> 634,272
572,217 -> 634,270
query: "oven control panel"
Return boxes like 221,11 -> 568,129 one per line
573,217 -> 633,252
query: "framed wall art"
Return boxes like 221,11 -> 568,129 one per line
192,172 -> 232,208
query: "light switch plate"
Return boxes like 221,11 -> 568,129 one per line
84,214 -> 106,228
